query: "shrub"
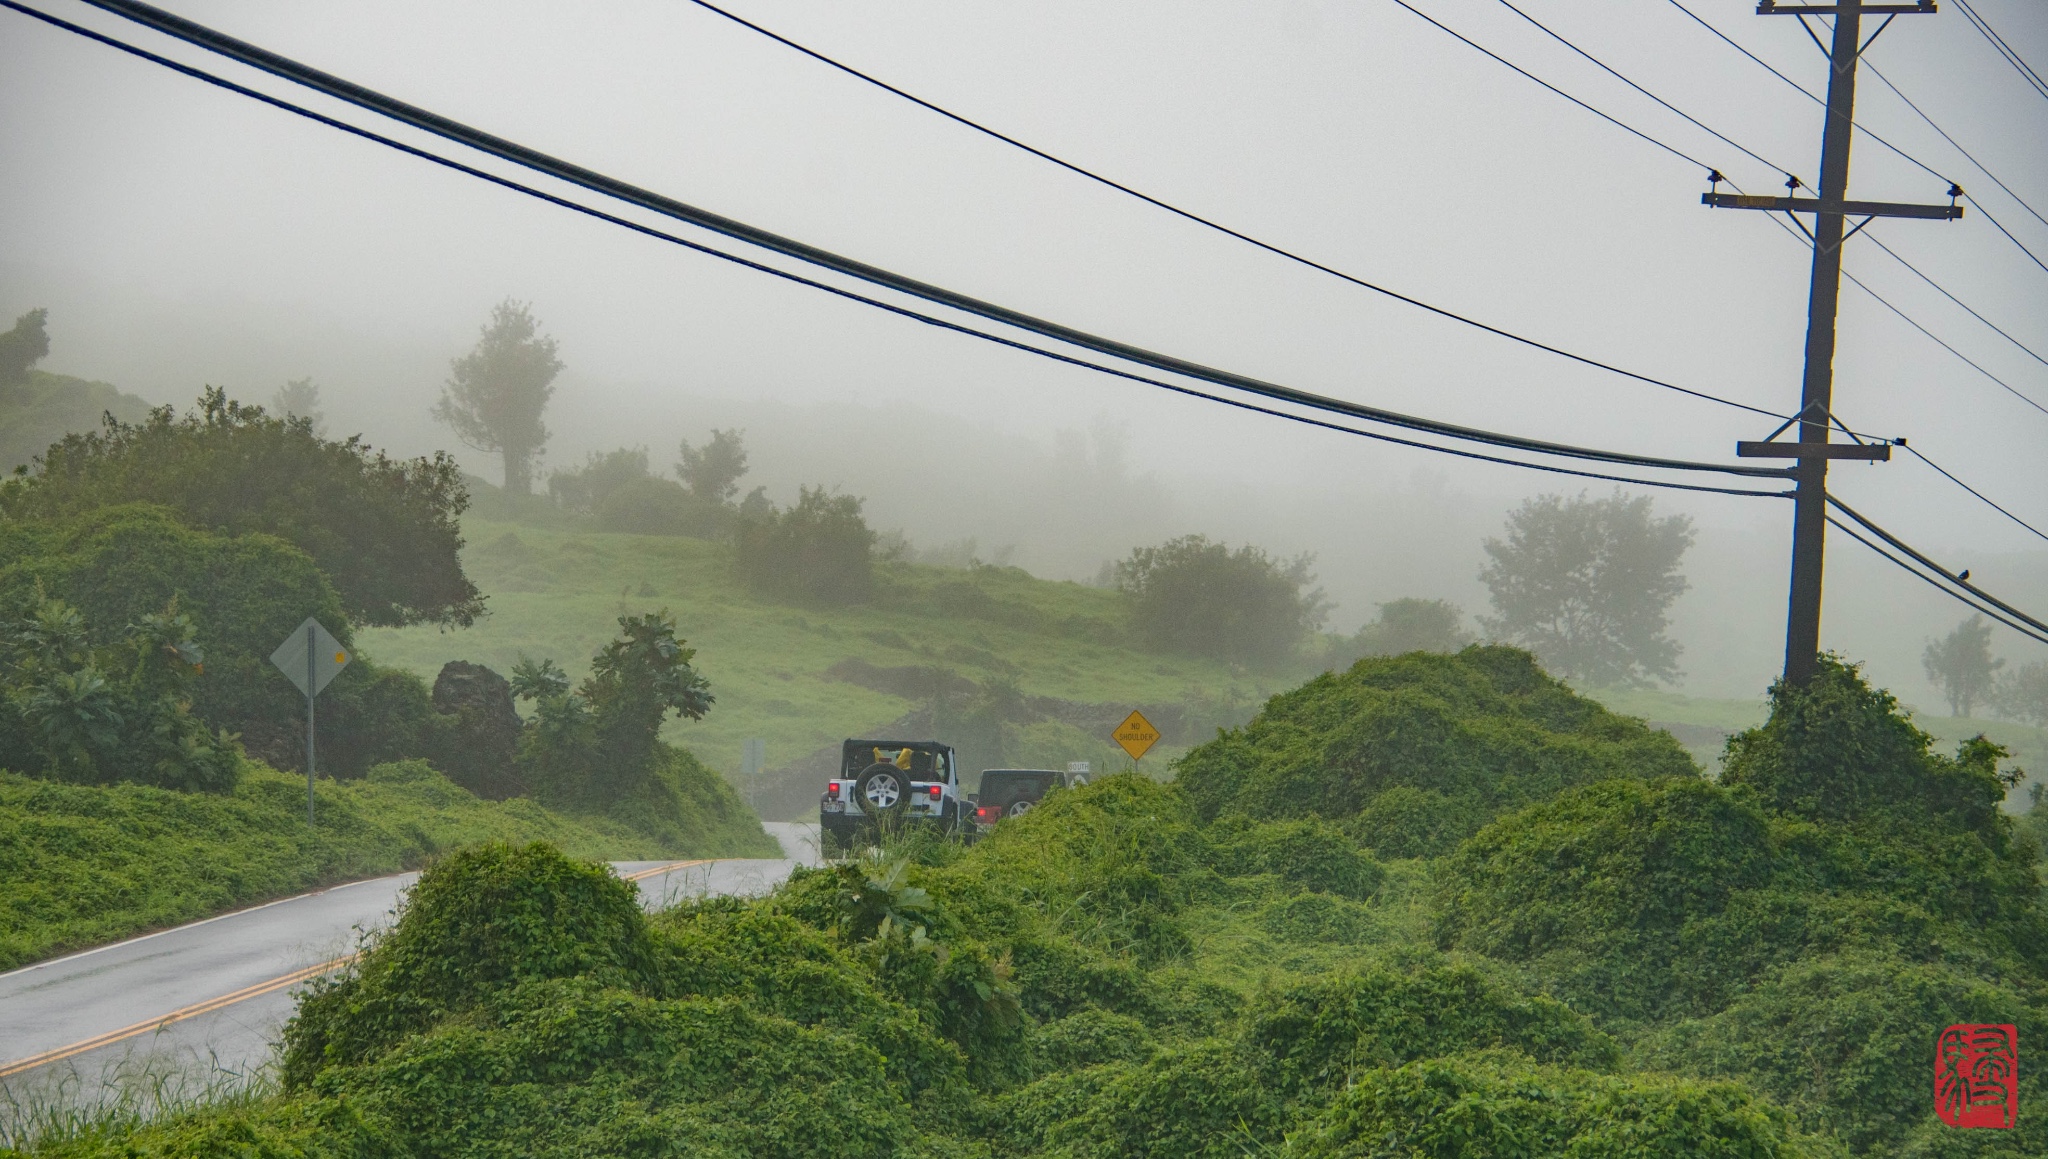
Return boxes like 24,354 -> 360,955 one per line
1,388 -> 481,628
1115,534 -> 1329,667
1174,647 -> 1695,836
1207,816 -> 1384,900
732,485 -> 876,605
1284,1053 -> 1815,1158
0,594 -> 239,792
595,475 -> 719,536
281,841 -> 663,1086
511,611 -> 714,810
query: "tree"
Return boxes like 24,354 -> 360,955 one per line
1479,491 -> 1693,687
0,308 -> 50,385
1115,534 -> 1328,668
434,300 -> 562,495
547,447 -> 651,514
1923,615 -> 2003,717
1995,661 -> 2048,727
1,388 -> 483,629
677,428 -> 749,505
733,486 -> 877,605
272,377 -> 325,437
1335,598 -> 1471,667
510,612 -> 713,808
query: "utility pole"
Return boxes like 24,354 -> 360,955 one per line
1707,0 -> 1959,685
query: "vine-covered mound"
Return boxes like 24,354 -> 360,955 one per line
1175,646 -> 1696,856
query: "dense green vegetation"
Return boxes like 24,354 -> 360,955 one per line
28,647 -> 2037,1156
0,758 -> 766,973
360,519 -> 1295,809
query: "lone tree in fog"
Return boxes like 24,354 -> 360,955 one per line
1116,535 -> 1328,668
272,377 -> 325,436
1924,614 -> 2002,717
434,300 -> 562,495
676,429 -> 749,505
1479,491 -> 1693,687
0,308 -> 50,385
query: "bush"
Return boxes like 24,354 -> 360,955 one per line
0,594 -> 239,792
1207,816 -> 1384,900
1284,1053 -> 1815,1159
0,388 -> 481,629
595,474 -> 720,536
1115,534 -> 1329,667
282,842 -> 663,1085
511,611 -> 714,811
0,504 -> 454,779
1328,597 -> 1471,669
732,485 -> 876,605
1173,646 -> 1695,841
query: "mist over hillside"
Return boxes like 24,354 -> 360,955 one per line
6,278 -> 2042,714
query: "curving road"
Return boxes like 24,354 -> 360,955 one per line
0,823 -> 821,1120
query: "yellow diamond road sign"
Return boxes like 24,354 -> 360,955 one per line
1113,710 -> 1161,761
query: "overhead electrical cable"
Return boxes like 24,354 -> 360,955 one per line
50,0 -> 1794,481
1954,0 -> 2048,102
1862,58 -> 2048,232
1860,231 -> 2048,371
1664,0 -> 2048,280
1382,0 -> 1719,172
1409,0 -> 2048,425
1826,513 -> 2048,647
1489,0 -> 1797,182
1902,445 -> 2048,547
2,0 -> 1793,502
1828,493 -> 2048,638
673,0 -> 1785,420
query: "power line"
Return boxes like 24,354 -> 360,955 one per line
1828,493 -> 2048,638
1827,513 -> 2048,647
1384,0 -> 1718,172
1490,0 -> 1798,183
1665,0 -> 2048,280
1903,445 -> 2048,547
1860,231 -> 2048,371
2,0 -> 1793,504
671,0 -> 1786,421
60,0 -> 1795,483
1954,0 -> 2048,102
1862,58 -> 2048,232
1840,262 -> 2048,419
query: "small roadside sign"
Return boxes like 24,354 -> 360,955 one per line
270,617 -> 350,697
1113,710 -> 1161,761
270,618 -> 350,824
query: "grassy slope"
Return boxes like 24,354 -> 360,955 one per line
0,759 -> 764,973
1590,684 -> 2048,795
360,520 -> 1299,806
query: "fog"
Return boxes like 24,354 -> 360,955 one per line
3,0 -> 2044,705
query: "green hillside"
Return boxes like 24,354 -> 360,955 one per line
1590,683 -> 2048,795
0,370 -> 153,475
360,520 -> 1298,816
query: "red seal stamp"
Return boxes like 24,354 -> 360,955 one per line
1935,1024 -> 2017,1129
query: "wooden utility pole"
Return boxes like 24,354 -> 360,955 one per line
1707,0 -> 1958,685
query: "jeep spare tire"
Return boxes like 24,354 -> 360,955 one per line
855,764 -> 910,819
1008,799 -> 1036,818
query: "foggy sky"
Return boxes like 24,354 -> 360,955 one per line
3,0 -> 2044,703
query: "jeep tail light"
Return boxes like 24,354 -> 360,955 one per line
976,806 -> 997,819
928,784 -> 942,797
827,781 -> 840,794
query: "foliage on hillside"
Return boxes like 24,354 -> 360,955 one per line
1175,646 -> 1696,856
0,388 -> 481,629
0,759 -> 768,974
1437,656 -> 2045,1154
19,783 -> 1825,1158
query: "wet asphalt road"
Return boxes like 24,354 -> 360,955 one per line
0,822 -> 822,1113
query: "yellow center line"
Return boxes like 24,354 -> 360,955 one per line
622,858 -> 716,882
0,954 -> 358,1079
0,860 -> 728,1079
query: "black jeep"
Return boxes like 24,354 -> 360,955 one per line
969,767 -> 1086,832
819,739 -> 971,847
